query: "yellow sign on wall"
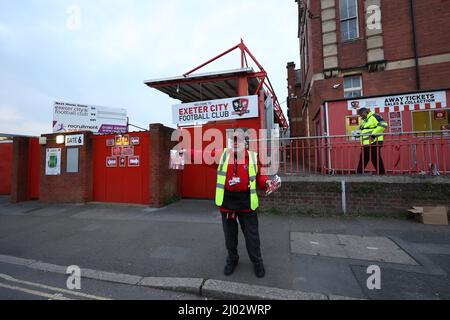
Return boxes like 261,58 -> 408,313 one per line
346,116 -> 360,141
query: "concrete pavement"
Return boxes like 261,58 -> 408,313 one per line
0,196 -> 449,300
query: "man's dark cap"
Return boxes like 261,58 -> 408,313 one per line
357,107 -> 369,115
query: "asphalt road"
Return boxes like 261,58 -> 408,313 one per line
0,196 -> 449,300
0,262 -> 204,300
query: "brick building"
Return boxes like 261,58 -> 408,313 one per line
287,0 -> 450,137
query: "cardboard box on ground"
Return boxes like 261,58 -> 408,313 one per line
408,206 -> 449,225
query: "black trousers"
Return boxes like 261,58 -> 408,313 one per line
357,142 -> 386,175
221,212 -> 263,266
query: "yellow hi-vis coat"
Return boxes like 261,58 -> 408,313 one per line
360,112 -> 388,146
215,149 -> 259,211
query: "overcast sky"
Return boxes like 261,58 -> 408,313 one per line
0,0 -> 299,136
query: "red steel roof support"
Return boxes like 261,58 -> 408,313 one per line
183,40 -> 288,130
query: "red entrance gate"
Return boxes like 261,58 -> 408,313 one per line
92,132 -> 150,204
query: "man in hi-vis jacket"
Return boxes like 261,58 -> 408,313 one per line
357,107 -> 388,175
186,135 -> 277,278
214,137 -> 271,278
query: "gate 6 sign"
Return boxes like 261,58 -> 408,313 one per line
65,134 -> 84,147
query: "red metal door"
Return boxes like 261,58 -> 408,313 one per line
92,132 -> 150,205
0,142 -> 13,195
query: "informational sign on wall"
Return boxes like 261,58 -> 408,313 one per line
106,157 -> 118,168
106,135 -> 140,168
169,149 -> 185,170
346,116 -> 360,141
347,91 -> 447,115
46,148 -> 61,176
65,134 -> 84,147
173,95 -> 259,126
128,156 -> 140,167
389,112 -> 403,134
53,101 -> 127,134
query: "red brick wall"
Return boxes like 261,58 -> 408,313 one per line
259,180 -> 450,215
293,0 -> 450,138
382,0 -> 450,60
414,0 -> 450,57
39,132 -> 93,203
149,124 -> 179,207
382,0 -> 415,61
287,62 -> 306,137
420,62 -> 450,90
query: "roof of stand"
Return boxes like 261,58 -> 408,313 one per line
144,68 -> 260,102
143,40 -> 289,130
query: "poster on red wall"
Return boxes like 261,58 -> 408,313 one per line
112,146 -> 122,156
122,146 -> 134,156
131,137 -> 140,145
434,110 -> 448,120
389,112 -> 403,133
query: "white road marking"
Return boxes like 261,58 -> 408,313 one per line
367,247 -> 379,250
0,282 -> 72,300
0,273 -> 111,300
310,242 -> 320,245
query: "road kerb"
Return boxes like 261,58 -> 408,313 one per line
201,279 -> 329,300
138,277 -> 204,295
0,254 -> 362,300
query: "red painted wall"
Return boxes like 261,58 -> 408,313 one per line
92,132 -> 150,205
0,142 -> 13,195
181,117 -> 262,199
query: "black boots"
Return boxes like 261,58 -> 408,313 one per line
254,263 -> 266,278
224,262 -> 238,276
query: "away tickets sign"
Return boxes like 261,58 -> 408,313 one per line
347,91 -> 447,115
173,95 -> 259,126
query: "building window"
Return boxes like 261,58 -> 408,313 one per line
340,0 -> 359,41
344,75 -> 363,98
295,69 -> 302,86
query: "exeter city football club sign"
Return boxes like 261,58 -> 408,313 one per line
173,95 -> 259,126
347,91 -> 447,115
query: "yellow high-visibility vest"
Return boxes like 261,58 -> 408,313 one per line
215,149 -> 259,211
360,112 -> 388,146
